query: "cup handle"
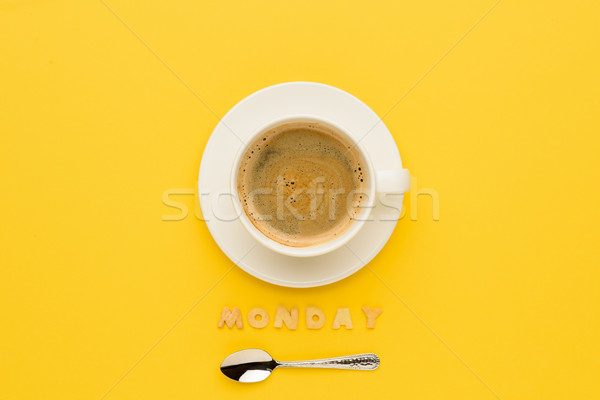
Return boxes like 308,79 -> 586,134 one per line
376,169 -> 410,193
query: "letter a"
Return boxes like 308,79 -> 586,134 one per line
332,308 -> 353,329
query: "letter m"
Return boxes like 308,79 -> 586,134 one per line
218,307 -> 243,328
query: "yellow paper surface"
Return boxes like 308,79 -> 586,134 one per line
1,0 -> 599,398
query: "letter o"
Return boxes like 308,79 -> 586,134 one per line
247,308 -> 269,328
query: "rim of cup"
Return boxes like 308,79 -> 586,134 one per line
230,114 -> 377,258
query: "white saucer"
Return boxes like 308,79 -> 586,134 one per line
198,82 -> 405,288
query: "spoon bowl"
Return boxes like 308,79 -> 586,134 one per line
220,349 -> 277,383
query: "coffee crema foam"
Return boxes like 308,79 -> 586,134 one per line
237,122 -> 367,247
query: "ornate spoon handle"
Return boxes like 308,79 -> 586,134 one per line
277,353 -> 379,370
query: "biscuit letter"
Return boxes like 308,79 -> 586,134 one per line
247,308 -> 269,328
274,306 -> 299,330
305,307 -> 326,329
332,308 -> 353,329
362,306 -> 383,328
218,307 -> 243,328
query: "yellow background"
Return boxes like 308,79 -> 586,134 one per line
1,0 -> 599,399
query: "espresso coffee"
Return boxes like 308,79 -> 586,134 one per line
237,122 -> 367,247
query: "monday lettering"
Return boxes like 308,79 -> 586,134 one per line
218,306 -> 383,330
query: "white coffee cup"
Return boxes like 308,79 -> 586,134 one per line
230,115 -> 410,257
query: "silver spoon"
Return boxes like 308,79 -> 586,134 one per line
220,349 -> 380,383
